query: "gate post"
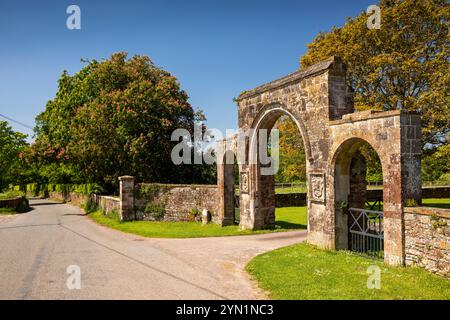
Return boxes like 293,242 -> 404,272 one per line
383,113 -> 422,266
119,175 -> 135,221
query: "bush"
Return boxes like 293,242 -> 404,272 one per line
0,190 -> 25,200
26,183 -> 38,196
105,209 -> 121,222
144,203 -> 165,220
84,197 -> 98,213
15,197 -> 29,213
189,208 -> 201,222
405,199 -> 418,207
13,183 -> 105,197
438,173 -> 450,183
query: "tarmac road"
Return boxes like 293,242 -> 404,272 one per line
0,199 -> 306,300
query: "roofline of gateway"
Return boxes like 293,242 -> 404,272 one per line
235,56 -> 341,102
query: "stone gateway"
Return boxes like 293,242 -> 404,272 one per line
217,56 -> 422,266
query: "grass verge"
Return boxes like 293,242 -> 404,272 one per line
422,198 -> 450,209
0,207 -> 16,215
88,206 -> 307,238
246,243 -> 450,300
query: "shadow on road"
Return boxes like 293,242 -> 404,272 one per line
31,202 -> 63,207
62,213 -> 88,216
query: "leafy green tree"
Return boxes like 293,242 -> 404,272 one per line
300,0 -> 449,148
32,52 -> 209,190
300,0 -> 449,181
422,138 -> 450,181
274,116 -> 307,183
0,121 -> 27,191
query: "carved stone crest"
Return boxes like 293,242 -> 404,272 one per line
310,173 -> 325,203
240,172 -> 249,194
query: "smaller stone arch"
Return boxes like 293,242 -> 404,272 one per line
329,137 -> 386,251
328,111 -> 422,265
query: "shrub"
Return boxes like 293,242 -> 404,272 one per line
84,197 -> 98,213
189,208 -> 201,222
438,173 -> 450,183
0,207 -> 15,214
13,183 -> 105,197
135,184 -> 170,200
26,183 -> 38,196
0,190 -> 25,200
15,197 -> 29,213
405,199 -> 418,207
105,209 -> 121,222
144,203 -> 165,220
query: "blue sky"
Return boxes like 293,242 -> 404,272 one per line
0,0 -> 374,139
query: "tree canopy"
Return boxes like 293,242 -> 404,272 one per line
276,0 -> 449,183
0,121 -> 27,191
301,0 -> 449,148
274,116 -> 306,183
27,52 -> 212,190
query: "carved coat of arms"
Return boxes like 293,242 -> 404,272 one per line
240,172 -> 249,194
310,173 -> 325,203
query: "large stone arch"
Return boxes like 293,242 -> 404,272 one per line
244,103 -> 312,231
217,56 -> 422,266
248,103 -> 313,163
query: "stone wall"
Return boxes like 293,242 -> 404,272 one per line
134,183 -> 219,222
423,187 -> 450,199
48,191 -> 87,206
404,207 -> 450,277
0,196 -> 29,211
47,191 -> 120,216
275,193 -> 307,207
95,195 -> 120,215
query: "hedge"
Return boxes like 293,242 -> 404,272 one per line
13,183 -> 105,197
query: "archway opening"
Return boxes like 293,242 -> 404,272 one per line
273,116 -> 308,229
333,138 -> 384,258
249,108 -> 309,230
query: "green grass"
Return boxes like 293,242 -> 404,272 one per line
365,198 -> 450,211
0,207 -> 16,215
89,206 -> 307,238
275,185 -> 383,194
275,185 -> 450,194
273,206 -> 307,229
246,243 -> 450,300
276,186 -> 307,194
422,198 -> 450,209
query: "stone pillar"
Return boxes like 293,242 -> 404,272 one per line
216,161 -> 236,226
217,138 -> 236,226
119,176 -> 135,221
401,114 -> 422,205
